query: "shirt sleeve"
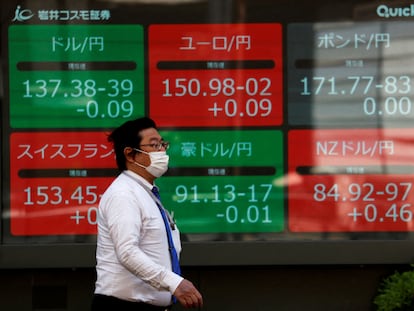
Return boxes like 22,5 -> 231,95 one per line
102,190 -> 184,293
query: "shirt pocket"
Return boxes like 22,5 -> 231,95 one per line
141,215 -> 165,244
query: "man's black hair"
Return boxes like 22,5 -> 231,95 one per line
108,117 -> 157,170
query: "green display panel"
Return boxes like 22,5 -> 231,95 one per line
9,25 -> 144,128
157,130 -> 284,233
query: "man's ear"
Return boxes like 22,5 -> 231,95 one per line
123,147 -> 135,162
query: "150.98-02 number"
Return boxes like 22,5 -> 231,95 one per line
162,77 -> 272,97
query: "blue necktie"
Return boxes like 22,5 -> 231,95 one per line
151,187 -> 181,303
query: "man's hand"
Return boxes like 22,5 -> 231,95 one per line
174,279 -> 203,308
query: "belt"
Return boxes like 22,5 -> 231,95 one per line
92,294 -> 173,311
137,303 -> 172,311
136,302 -> 172,311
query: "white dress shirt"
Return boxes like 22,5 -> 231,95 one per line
94,170 -> 183,306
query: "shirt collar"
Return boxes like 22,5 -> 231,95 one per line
123,169 -> 154,191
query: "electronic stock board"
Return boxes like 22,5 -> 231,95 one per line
2,0 -> 414,266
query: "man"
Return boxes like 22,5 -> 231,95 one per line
92,117 -> 203,310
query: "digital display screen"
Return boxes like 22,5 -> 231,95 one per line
3,0 -> 414,250
149,23 -> 283,127
288,129 -> 414,232
157,130 -> 284,233
288,22 -> 414,128
10,132 -> 115,235
9,24 -> 145,128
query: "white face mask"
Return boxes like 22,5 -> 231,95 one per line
133,149 -> 169,177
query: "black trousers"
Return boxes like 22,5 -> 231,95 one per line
91,294 -> 172,311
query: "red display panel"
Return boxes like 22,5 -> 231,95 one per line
149,23 -> 283,127
288,129 -> 414,232
10,132 -> 115,236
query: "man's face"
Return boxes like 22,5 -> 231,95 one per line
138,127 -> 164,152
134,127 -> 164,167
